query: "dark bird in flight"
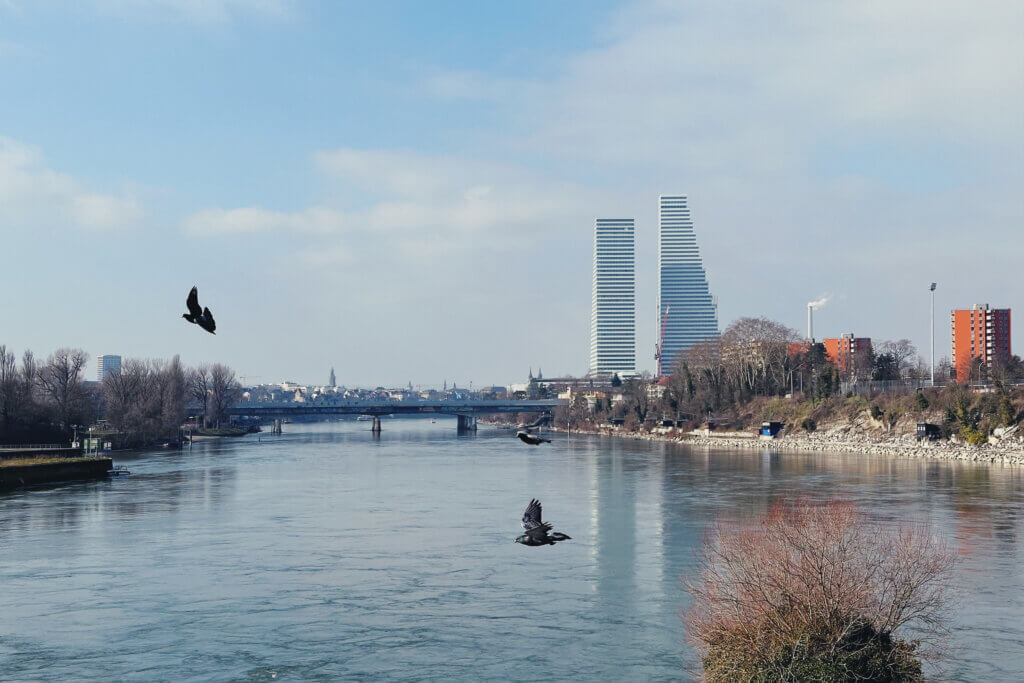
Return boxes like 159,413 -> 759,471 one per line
515,499 -> 571,546
517,430 -> 551,445
516,414 -> 551,430
182,286 -> 216,334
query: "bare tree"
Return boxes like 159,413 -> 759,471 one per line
160,356 -> 186,433
685,499 -> 955,680
208,363 -> 241,427
36,348 -> 91,431
880,339 -> 918,379
17,350 -> 37,423
623,377 -> 652,426
187,364 -> 212,427
720,317 -> 802,399
102,358 -> 149,433
0,345 -> 17,430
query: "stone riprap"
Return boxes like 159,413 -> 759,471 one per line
559,427 -> 1024,465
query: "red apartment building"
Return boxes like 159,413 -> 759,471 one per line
823,334 -> 872,374
951,304 -> 1011,383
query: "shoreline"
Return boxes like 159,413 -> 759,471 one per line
551,426 -> 1024,465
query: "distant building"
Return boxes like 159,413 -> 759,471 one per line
656,195 -> 719,375
952,304 -> 1011,382
590,218 -> 636,377
96,354 -> 121,382
823,334 -> 872,374
329,367 -> 336,387
787,341 -> 811,358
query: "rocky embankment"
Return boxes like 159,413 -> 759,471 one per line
559,426 -> 1024,465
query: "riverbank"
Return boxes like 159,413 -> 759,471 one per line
556,426 -> 1024,465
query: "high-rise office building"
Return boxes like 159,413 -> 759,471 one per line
656,195 -> 719,375
96,354 -> 122,382
590,218 -> 636,377
951,304 -> 1011,383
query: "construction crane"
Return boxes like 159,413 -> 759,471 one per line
654,303 -> 671,376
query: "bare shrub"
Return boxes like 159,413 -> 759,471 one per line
685,499 -> 955,681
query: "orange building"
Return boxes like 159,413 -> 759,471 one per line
823,334 -> 872,374
951,304 -> 1011,383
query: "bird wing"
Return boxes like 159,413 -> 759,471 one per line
522,498 -> 543,530
202,307 -> 216,332
186,287 -> 202,317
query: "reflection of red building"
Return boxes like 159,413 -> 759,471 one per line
823,334 -> 872,374
951,304 -> 1011,383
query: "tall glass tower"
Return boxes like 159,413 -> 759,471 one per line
657,195 -> 718,375
590,218 -> 636,377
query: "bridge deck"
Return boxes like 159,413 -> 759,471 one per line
225,399 -> 564,417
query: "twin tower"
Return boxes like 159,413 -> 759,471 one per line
589,195 -> 719,378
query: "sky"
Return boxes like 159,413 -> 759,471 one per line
1,0 -> 1022,387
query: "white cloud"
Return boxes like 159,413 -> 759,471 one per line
186,148 -> 603,268
525,0 -> 1024,170
72,193 -> 143,229
0,137 -> 143,231
183,206 -> 343,235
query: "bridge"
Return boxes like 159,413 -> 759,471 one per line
224,398 -> 565,432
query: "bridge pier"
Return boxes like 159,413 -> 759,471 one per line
371,416 -> 382,433
456,414 -> 477,433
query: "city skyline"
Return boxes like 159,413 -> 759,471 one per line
0,1 -> 1021,385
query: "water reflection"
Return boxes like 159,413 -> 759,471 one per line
0,421 -> 1021,680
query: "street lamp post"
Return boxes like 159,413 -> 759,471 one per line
930,282 -> 937,385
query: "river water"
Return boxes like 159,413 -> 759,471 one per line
1,420 -> 1022,681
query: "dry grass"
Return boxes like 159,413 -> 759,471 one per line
0,455 -> 97,468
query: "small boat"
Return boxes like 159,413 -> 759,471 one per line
108,465 -> 131,477
356,415 -> 372,421
431,418 -> 436,423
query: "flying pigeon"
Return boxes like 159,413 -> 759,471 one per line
182,286 -> 216,334
515,498 -> 571,546
516,415 -> 551,430
517,430 -> 551,445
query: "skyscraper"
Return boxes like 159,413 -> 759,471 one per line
329,367 -> 336,387
656,195 -> 719,375
96,354 -> 121,382
590,218 -> 636,377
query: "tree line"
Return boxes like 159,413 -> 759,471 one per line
0,344 -> 241,446
563,316 -> 1024,430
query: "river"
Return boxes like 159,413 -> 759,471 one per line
1,420 -> 1022,681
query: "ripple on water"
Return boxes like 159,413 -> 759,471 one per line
1,422 -> 1022,680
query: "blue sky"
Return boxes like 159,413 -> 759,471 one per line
2,0 -> 1022,386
